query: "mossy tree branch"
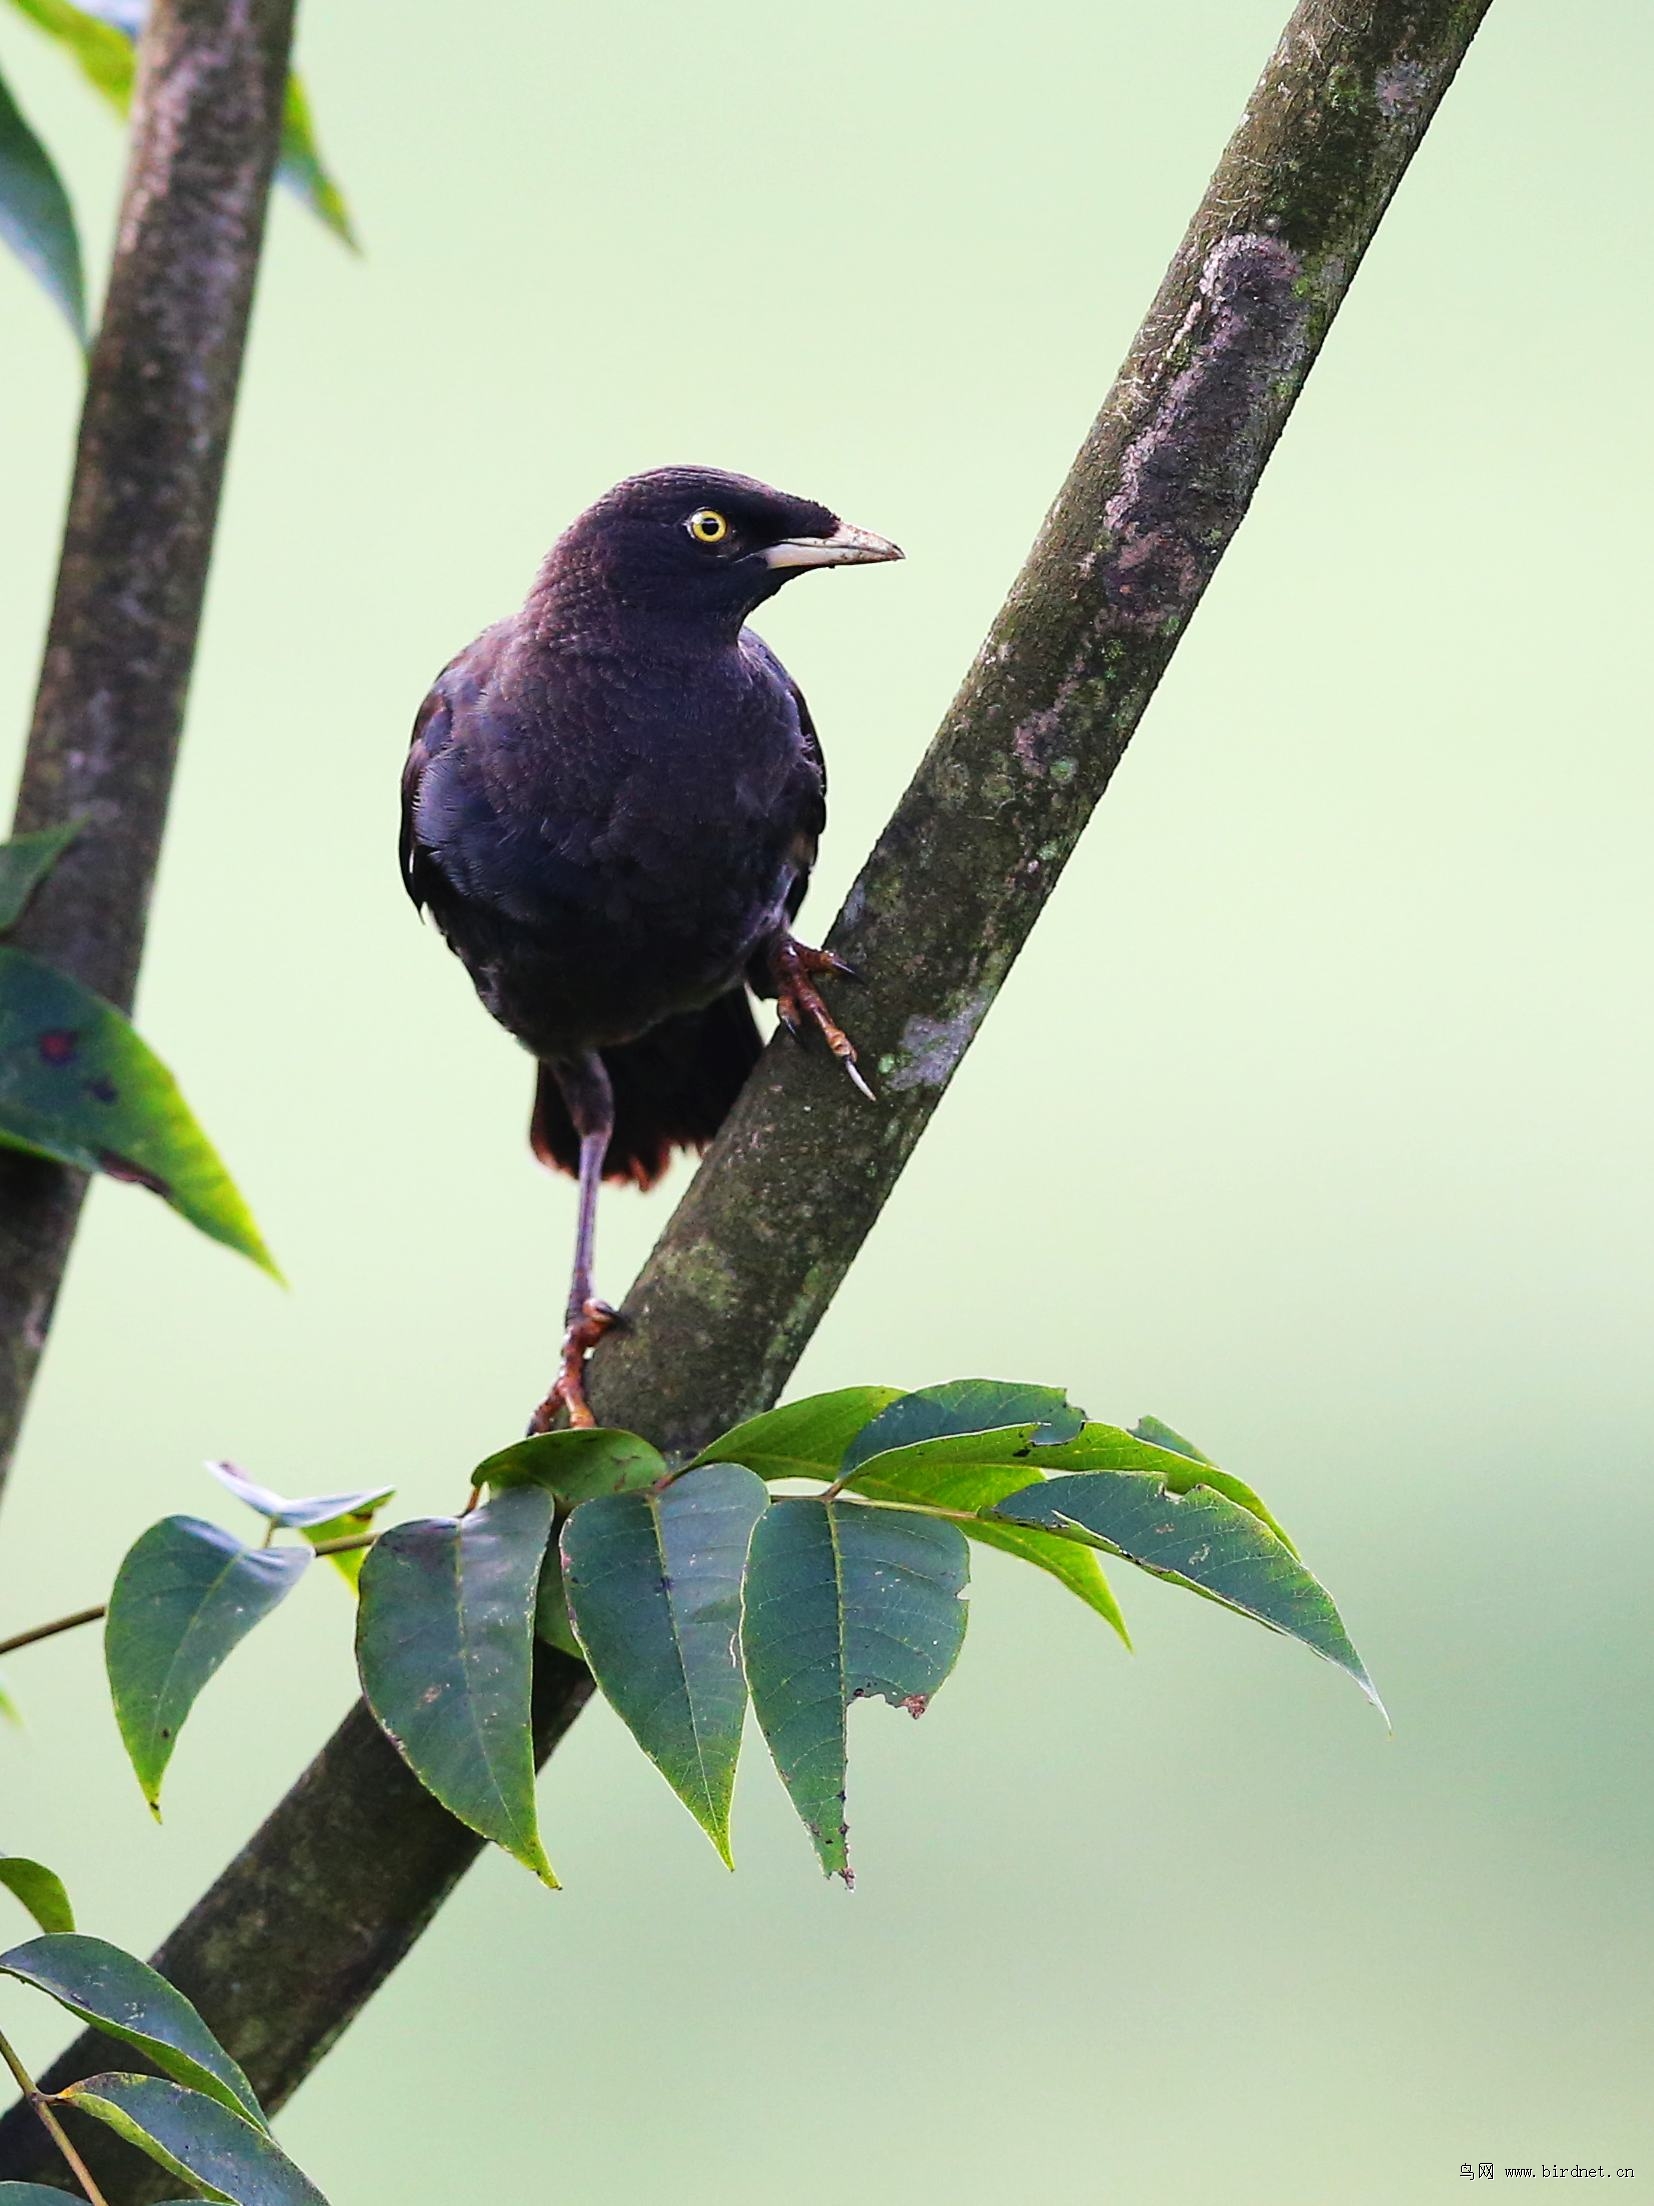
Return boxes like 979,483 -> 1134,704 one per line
0,0 -> 1492,2189
0,0 -> 297,1508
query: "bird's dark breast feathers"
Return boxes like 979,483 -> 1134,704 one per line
402,623 -> 823,1058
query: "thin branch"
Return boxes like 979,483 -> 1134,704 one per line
0,0 -> 1493,2188
0,2027 -> 110,2206
0,0 -> 297,1509
0,1602 -> 105,1658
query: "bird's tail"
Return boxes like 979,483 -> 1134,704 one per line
530,989 -> 764,1191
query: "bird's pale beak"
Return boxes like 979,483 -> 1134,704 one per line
763,522 -> 904,570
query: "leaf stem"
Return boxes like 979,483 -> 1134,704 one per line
306,1531 -> 378,1558
0,1603 -> 105,1658
824,1491 -> 978,1526
0,2024 -> 111,2206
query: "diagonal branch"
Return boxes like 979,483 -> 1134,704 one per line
0,0 -> 1493,2187
0,0 -> 296,1509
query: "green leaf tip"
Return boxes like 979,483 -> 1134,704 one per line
0,60 -> 86,341
0,1854 -> 73,1934
562,1464 -> 768,1866
0,821 -> 81,932
990,1467 -> 1384,1717
0,947 -> 280,1276
357,1483 -> 559,1885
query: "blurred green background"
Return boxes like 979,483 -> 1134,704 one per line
3,0 -> 1651,2197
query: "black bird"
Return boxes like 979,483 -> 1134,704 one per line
400,467 -> 902,1428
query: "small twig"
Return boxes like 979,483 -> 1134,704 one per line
0,1603 -> 105,1659
305,1531 -> 378,1558
0,2026 -> 111,2206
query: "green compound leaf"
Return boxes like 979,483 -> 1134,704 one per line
0,822 -> 79,932
8,0 -> 355,246
472,1426 -> 666,1505
0,60 -> 84,340
561,1464 -> 768,1865
989,1469 -> 1382,1713
356,1482 -> 557,1884
741,1498 -> 969,1882
0,1934 -> 263,2124
0,1855 -> 73,1934
0,947 -> 279,1276
106,1517 -> 309,1812
62,2074 -> 325,2204
691,1386 -> 903,1481
840,1378 -> 1085,1477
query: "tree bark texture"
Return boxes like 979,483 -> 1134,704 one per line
0,0 -> 296,1505
0,0 -> 1494,2191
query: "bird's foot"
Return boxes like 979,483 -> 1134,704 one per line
529,1299 -> 619,1434
771,937 -> 874,1101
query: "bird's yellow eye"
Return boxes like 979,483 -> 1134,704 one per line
687,508 -> 730,545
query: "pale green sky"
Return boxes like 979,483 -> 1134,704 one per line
2,3 -> 1651,2200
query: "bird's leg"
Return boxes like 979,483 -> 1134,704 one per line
770,935 -> 874,1101
530,1051 -> 618,1434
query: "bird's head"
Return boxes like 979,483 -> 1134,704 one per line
543,467 -> 902,630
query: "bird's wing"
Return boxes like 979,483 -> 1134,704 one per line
740,630 -> 826,911
399,673 -> 457,914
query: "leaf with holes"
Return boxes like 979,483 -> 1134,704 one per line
0,822 -> 78,932
61,2074 -> 325,2204
0,61 -> 84,339
106,1517 -> 309,1811
839,1378 -> 1085,1477
0,1934 -> 263,2123
0,949 -> 278,1275
0,1856 -> 72,1934
989,1471 -> 1382,1712
356,1482 -> 557,1884
472,1426 -> 666,1505
741,1498 -> 969,1881
690,1386 -> 903,1481
1129,1415 -> 1296,1551
561,1464 -> 768,1863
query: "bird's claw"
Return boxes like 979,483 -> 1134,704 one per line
529,1299 -> 620,1434
772,937 -> 875,1102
